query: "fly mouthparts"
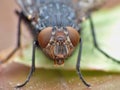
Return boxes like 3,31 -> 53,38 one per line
54,59 -> 64,65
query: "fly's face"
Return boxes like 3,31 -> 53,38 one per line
38,26 -> 80,65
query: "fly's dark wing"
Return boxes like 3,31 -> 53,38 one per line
73,0 -> 106,20
16,0 -> 41,19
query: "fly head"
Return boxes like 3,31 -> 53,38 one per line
38,26 -> 80,65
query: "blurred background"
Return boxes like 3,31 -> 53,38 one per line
0,0 -> 120,90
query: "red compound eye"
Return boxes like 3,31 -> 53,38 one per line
66,27 -> 80,47
38,27 -> 52,48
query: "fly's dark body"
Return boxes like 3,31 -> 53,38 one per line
18,0 -> 81,65
1,0 -> 120,88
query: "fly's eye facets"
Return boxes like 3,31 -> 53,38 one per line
66,27 -> 80,47
38,27 -> 52,48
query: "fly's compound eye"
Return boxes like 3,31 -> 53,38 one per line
38,27 -> 52,48
66,27 -> 80,46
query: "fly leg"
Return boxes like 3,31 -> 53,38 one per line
0,11 -> 23,64
76,39 -> 90,87
15,41 -> 37,88
88,14 -> 120,64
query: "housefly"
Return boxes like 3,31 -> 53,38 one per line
1,0 -> 120,88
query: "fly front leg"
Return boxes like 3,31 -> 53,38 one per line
0,11 -> 23,64
76,39 -> 90,87
15,40 -> 37,88
88,14 -> 120,64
